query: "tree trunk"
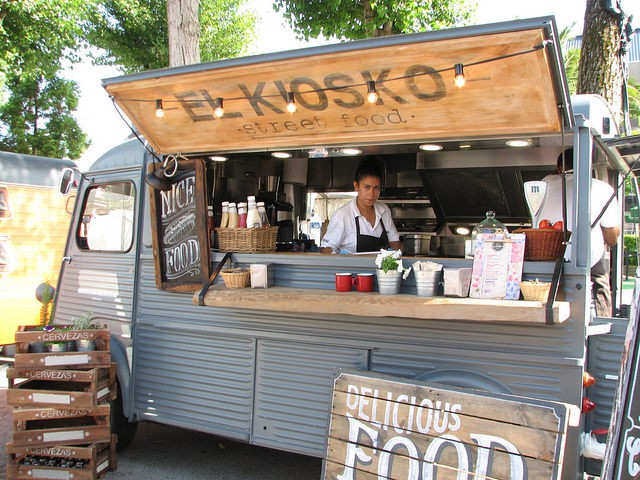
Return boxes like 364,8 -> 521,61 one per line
167,0 -> 200,67
577,0 -> 625,124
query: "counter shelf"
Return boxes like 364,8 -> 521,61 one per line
194,285 -> 570,325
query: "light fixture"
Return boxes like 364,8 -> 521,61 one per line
454,63 -> 466,88
209,155 -> 228,162
419,144 -> 443,151
506,139 -> 531,147
214,98 -> 224,118
366,80 -> 378,104
272,152 -> 292,159
341,148 -> 362,156
155,99 -> 165,118
459,144 -> 472,149
286,92 -> 296,113
455,226 -> 470,235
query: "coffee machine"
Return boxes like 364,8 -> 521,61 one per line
258,176 -> 294,249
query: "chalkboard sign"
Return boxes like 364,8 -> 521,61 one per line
602,284 -> 640,479
149,158 -> 209,291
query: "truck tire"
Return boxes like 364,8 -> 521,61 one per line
111,381 -> 138,451
415,369 -> 512,394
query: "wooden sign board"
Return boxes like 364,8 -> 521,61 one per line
324,371 -> 572,480
601,285 -> 640,479
148,158 -> 210,291
104,23 -> 565,155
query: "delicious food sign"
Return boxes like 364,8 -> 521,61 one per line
104,24 -> 565,155
324,372 -> 572,480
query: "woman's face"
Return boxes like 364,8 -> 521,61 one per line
354,175 -> 382,208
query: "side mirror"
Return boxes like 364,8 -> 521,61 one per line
59,167 -> 79,195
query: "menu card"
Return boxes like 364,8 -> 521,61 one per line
469,233 -> 525,300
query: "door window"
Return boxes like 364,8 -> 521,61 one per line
77,182 -> 135,252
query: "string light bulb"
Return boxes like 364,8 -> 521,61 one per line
155,99 -> 165,118
454,63 -> 466,88
286,92 -> 297,113
214,97 -> 224,118
366,80 -> 378,104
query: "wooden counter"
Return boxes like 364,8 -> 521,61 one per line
194,286 -> 570,325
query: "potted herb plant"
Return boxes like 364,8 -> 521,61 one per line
71,312 -> 100,351
30,281 -> 56,353
374,249 -> 411,295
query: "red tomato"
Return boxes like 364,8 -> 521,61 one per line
538,219 -> 552,229
553,221 -> 564,231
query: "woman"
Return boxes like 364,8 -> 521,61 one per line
319,159 -> 401,254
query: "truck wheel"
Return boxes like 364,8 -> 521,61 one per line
415,369 -> 512,394
111,382 -> 138,451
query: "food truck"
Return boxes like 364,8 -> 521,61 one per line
51,17 -> 640,478
0,151 -> 75,346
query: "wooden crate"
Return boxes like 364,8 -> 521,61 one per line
12,404 -> 111,448
6,366 -> 116,408
14,327 -> 111,369
6,435 -> 117,480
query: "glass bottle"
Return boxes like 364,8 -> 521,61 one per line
257,201 -> 270,227
220,201 -> 229,228
227,202 -> 239,228
207,206 -> 214,242
470,210 -> 506,257
246,196 -> 261,228
237,202 -> 247,228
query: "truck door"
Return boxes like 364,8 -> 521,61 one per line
54,172 -> 139,356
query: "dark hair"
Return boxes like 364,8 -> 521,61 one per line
354,158 -> 384,184
556,148 -> 573,172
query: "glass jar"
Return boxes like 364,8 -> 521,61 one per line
470,211 -> 506,257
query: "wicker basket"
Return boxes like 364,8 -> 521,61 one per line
220,268 -> 250,288
513,228 -> 566,261
216,226 -> 278,253
520,281 -> 551,301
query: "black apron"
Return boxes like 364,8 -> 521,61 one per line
355,215 -> 389,252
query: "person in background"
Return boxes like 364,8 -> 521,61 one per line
538,149 -> 620,316
320,158 -> 401,254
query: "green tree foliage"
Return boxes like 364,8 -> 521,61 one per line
273,0 -> 475,40
0,73 -> 88,158
0,0 -> 90,158
85,0 -> 256,73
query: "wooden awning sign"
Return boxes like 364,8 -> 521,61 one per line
104,18 -> 570,155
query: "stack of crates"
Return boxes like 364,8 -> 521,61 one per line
5,325 -> 118,479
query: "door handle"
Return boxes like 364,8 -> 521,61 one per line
62,256 -> 73,264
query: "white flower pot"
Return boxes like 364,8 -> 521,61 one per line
376,269 -> 401,295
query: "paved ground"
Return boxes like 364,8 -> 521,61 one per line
0,365 -> 322,479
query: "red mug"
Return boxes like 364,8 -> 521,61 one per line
335,273 -> 353,292
353,273 -> 374,292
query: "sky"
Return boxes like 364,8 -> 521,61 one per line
66,0 -> 640,168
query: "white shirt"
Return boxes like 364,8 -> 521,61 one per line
537,174 -> 619,267
320,199 -> 400,254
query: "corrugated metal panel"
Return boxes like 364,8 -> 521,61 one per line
132,325 -> 255,440
586,317 -> 628,429
252,340 -> 368,456
370,347 -> 582,405
55,251 -> 136,323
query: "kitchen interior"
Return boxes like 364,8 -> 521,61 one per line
206,136 -> 564,256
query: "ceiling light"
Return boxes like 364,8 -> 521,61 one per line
272,152 -> 292,159
455,226 -> 470,235
459,144 -> 471,149
419,144 -> 443,151
209,155 -> 227,162
341,148 -> 362,155
506,139 -> 531,147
